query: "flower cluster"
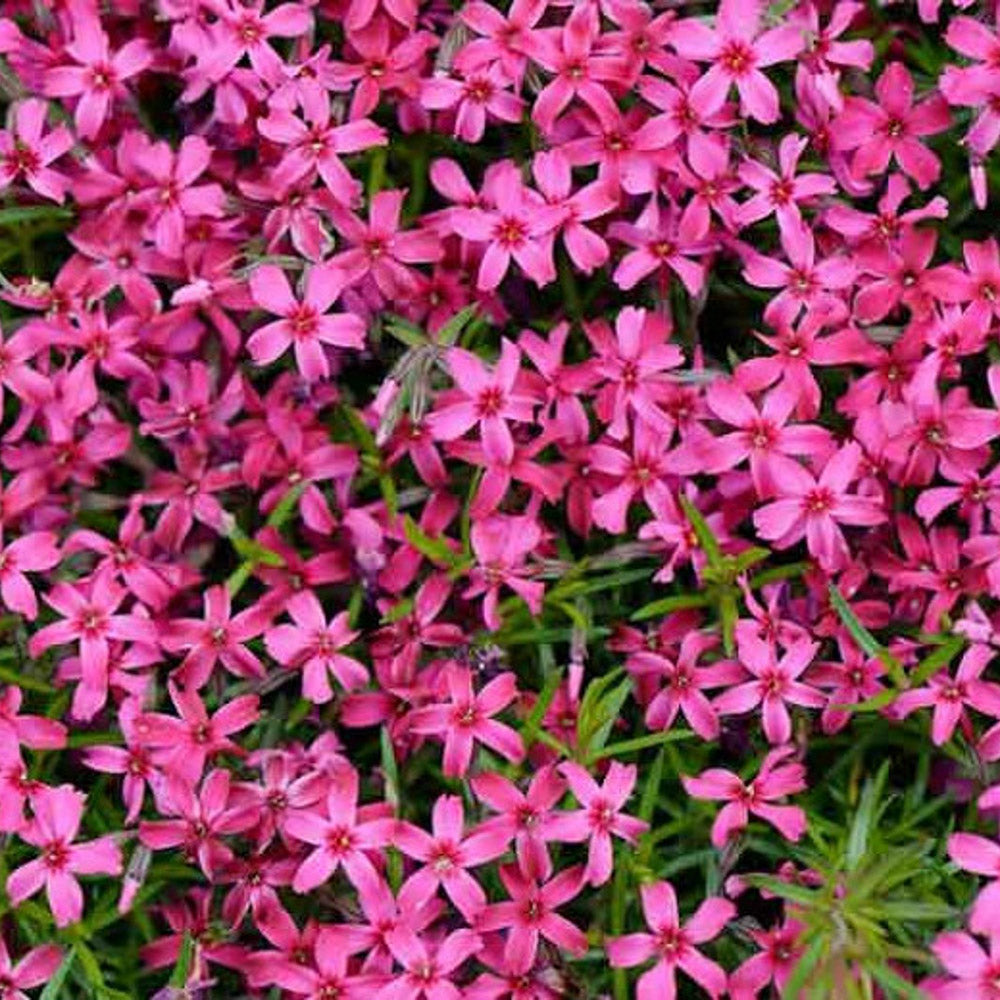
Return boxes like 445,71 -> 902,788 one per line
0,0 -> 997,996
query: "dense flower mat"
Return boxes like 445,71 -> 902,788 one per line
1,0 -> 1000,997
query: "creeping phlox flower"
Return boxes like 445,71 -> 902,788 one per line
0,0 -> 998,995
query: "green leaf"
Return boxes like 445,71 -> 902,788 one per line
403,515 -> 458,567
169,933 -> 195,988
908,635 -> 966,688
40,948 -> 76,1000
380,726 -> 400,812
782,934 -> 826,1000
847,763 -> 888,869
520,669 -> 563,751
679,495 -> 722,567
871,962 -> 931,998
828,585 -> 904,685
0,204 -> 74,227
591,728 -> 695,761
631,593 -> 712,621
435,304 -> 479,347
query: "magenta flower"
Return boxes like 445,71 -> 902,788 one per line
29,572 -> 159,720
409,665 -> 524,777
834,62 -> 950,189
678,378 -> 831,496
44,16 -> 151,138
741,220 -> 856,327
165,585 -> 271,690
248,264 -> 366,381
0,686 -> 67,759
257,88 -> 387,203
714,633 -> 825,744
140,769 -> 254,878
547,762 -> 648,886
328,189 -> 442,297
753,442 -> 887,571
607,879 -> 734,1000
682,745 -> 808,847
0,937 -> 62,1000
671,0 -> 803,123
0,99 -> 73,203
6,784 -> 122,927
132,136 -> 225,259
0,530 -> 60,620
931,930 -> 1000,999
530,2 -> 628,133
283,768 -> 387,894
379,927 -> 482,1000
464,515 -> 544,630
949,833 -> 1000,936
393,794 -> 508,920
629,632 -> 743,740
136,681 -> 260,785
451,165 -> 562,290
737,134 -> 837,232
893,643 -> 1000,746
729,918 -> 804,1000
471,765 -> 566,881
265,591 -> 368,703
425,339 -> 535,465
479,863 -> 588,974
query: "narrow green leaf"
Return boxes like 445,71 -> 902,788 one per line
782,934 -> 826,1000
631,593 -> 712,621
591,728 -> 695,761
828,585 -> 904,685
908,635 -> 966,688
169,933 -> 195,988
679,495 -> 723,567
40,948 -> 76,1000
403,515 -> 457,567
521,669 -> 563,751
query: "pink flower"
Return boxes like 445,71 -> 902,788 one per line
464,515 -> 544,630
165,585 -> 271,690
450,165 -> 562,290
893,643 -> 1000,746
6,784 -> 122,927
682,745 -> 808,847
44,16 -> 151,138
741,220 -> 856,327
283,767 -> 387,893
0,99 -> 73,203
931,930 -> 1000,999
248,264 -> 366,381
427,338 -> 535,465
136,681 -> 260,785
714,633 -> 825,744
737,134 -> 837,232
547,761 -> 648,886
265,591 -> 368,702
132,136 -> 226,259
257,88 -> 387,203
0,937 -> 62,1000
606,879 -> 734,1000
753,442 -> 887,571
0,530 -> 60,620
530,2 -> 627,133
328,189 -> 442,297
0,686 -> 67,759
140,769 -> 254,878
949,833 -> 1000,935
379,928 -> 482,1000
628,632 -> 742,740
409,665 -> 525,777
729,918 -> 804,1000
834,62 -> 950,189
479,864 -> 588,974
28,572 -> 159,721
422,65 -> 524,143
471,765 -> 566,881
671,0 -> 804,123
392,794 -> 508,920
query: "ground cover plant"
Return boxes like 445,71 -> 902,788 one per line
2,0 -> 1000,997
